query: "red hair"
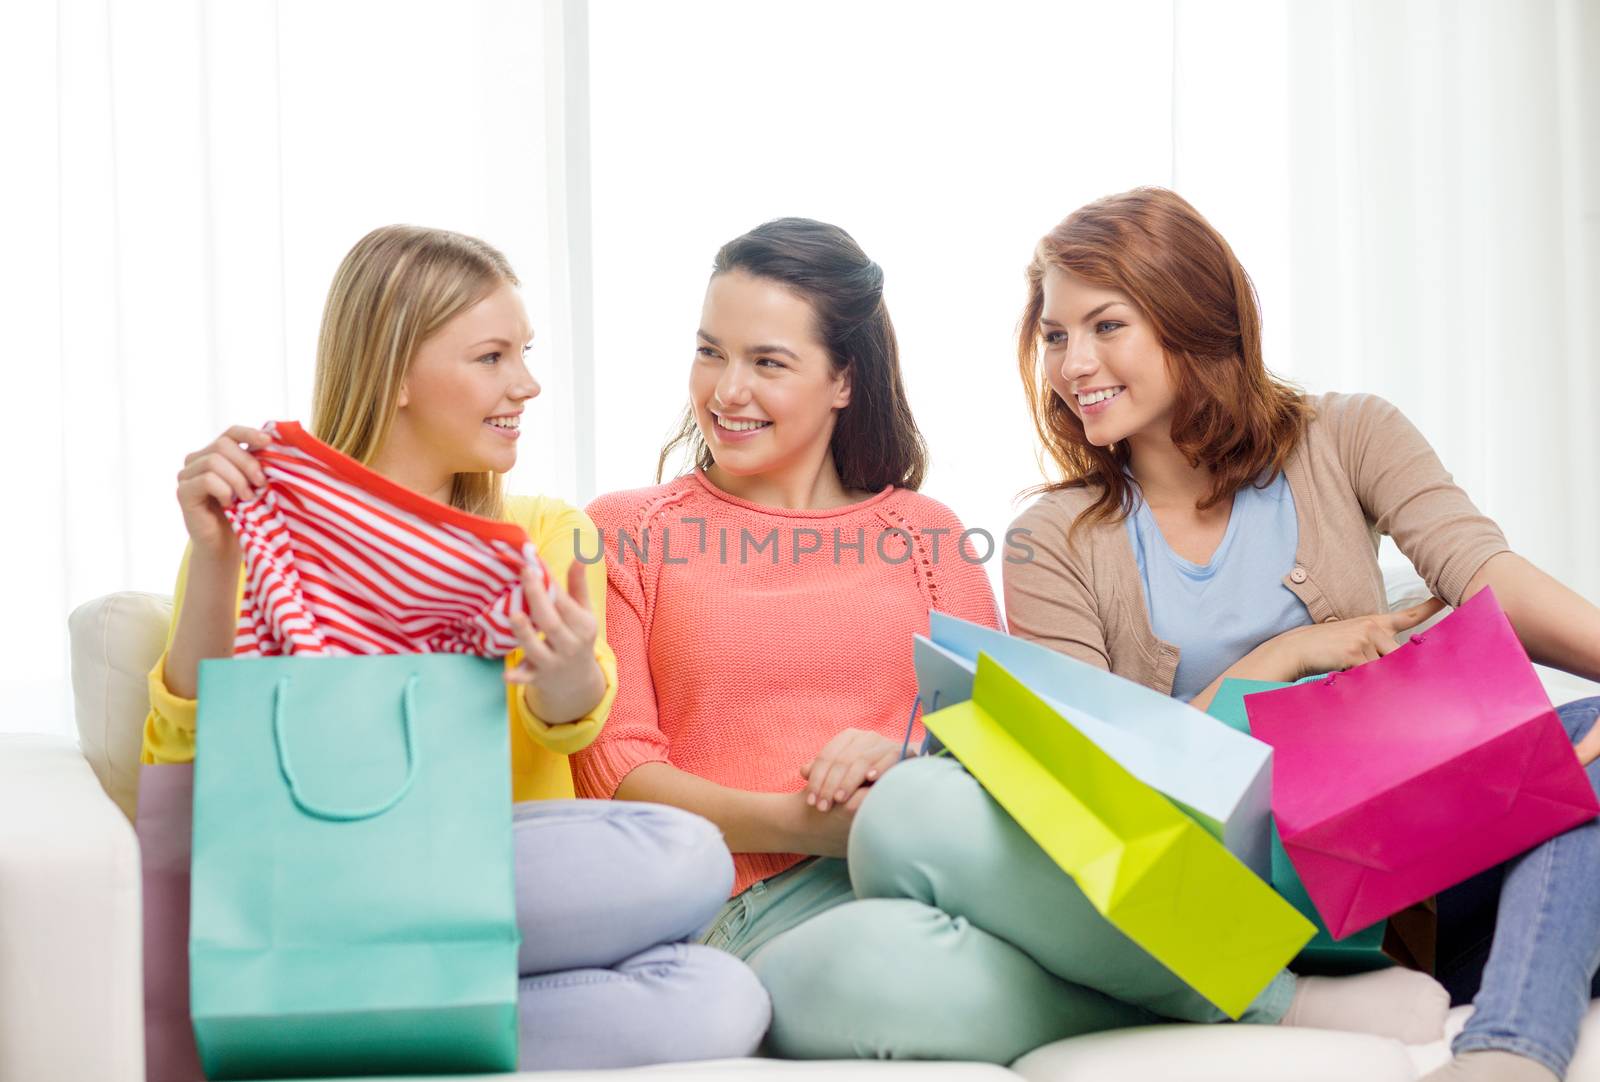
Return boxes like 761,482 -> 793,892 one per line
1017,187 -> 1311,530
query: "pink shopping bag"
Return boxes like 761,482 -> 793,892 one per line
135,763 -> 204,1082
1245,587 -> 1598,940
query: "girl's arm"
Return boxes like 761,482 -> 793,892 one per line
1187,598 -> 1445,713
161,426 -> 270,698
1332,394 -> 1512,609
1468,554 -> 1600,767
143,427 -> 266,765
143,544 -> 243,765
1331,394 -> 1600,755
1464,552 -> 1600,685
1003,498 -> 1115,670
162,546 -> 245,700
503,499 -> 616,753
616,762 -> 857,858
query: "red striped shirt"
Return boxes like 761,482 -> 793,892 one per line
224,421 -> 552,658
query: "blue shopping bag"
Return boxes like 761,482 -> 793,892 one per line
914,613 -> 1274,879
189,653 -> 519,1079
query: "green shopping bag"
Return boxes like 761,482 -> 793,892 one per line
189,654 -> 519,1079
923,655 -> 1314,1018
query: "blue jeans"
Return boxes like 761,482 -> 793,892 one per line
1434,697 -> 1600,1077
511,800 -> 770,1069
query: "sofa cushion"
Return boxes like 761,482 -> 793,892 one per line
1009,1003 -> 1600,1081
68,591 -> 172,821
0,735 -> 143,1082
1011,1021 -> 1419,1082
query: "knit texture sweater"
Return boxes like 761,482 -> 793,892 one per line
573,470 -> 1001,895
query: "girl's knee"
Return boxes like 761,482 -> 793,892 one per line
515,800 -> 733,954
848,756 -> 990,899
633,802 -> 735,907
748,900 -> 924,1059
518,943 -> 768,1068
600,802 -> 734,923
670,943 -> 771,1058
618,943 -> 769,1061
749,898 -> 1082,1063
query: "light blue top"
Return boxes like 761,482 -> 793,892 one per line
1125,472 -> 1312,702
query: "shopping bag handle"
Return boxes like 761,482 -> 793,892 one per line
272,673 -> 420,822
899,691 -> 940,761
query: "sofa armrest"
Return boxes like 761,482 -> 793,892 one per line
0,735 -> 143,1082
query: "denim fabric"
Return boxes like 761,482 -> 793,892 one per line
700,855 -> 856,962
510,799 -> 770,1069
1443,697 -> 1600,1077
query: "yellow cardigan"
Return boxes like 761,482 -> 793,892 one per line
140,493 -> 617,802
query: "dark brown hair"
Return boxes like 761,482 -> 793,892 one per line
658,217 -> 928,492
1017,187 -> 1311,528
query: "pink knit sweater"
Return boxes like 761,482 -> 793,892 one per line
574,471 -> 1002,895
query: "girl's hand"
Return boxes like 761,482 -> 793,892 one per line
790,787 -> 870,858
1270,598 -> 1447,680
175,426 -> 271,557
800,728 -> 906,812
507,558 -> 606,725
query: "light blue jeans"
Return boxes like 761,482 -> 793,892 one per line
511,799 -> 770,1069
1446,697 -> 1600,1077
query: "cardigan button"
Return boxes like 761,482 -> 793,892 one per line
1289,566 -> 1308,584
1324,615 -> 1339,623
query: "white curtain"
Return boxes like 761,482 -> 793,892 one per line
1,0 -> 589,735
587,0 -> 1184,590
585,0 -> 1597,697
1280,0 -> 1599,610
5,0 -> 1595,736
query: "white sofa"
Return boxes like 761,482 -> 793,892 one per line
4,590 -> 1600,1082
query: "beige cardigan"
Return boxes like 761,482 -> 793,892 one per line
1003,392 -> 1511,696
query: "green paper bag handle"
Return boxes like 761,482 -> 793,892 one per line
272,672 -> 421,822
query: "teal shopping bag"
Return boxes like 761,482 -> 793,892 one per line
189,654 -> 520,1080
1207,678 -> 1391,974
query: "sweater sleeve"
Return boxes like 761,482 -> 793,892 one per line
569,495 -> 672,798
140,546 -> 247,765
506,497 -> 617,756
1002,494 -> 1113,671
919,499 -> 1003,631
1328,393 -> 1511,606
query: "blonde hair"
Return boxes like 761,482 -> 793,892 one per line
311,224 -> 519,519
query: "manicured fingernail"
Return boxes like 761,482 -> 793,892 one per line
818,800 -> 830,812
866,770 -> 879,780
806,793 -> 815,806
834,790 -> 845,802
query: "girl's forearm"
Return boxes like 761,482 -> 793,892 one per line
615,761 -> 836,855
521,657 -> 606,725
1189,638 -> 1297,713
1466,552 -> 1600,683
162,549 -> 242,700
